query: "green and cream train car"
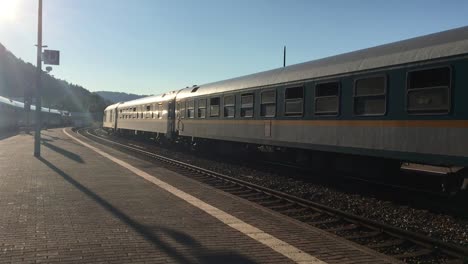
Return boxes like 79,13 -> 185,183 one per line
174,27 -> 468,187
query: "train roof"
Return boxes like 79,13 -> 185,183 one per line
0,95 -> 24,108
0,95 -> 63,115
104,102 -> 121,112
116,90 -> 179,109
176,26 -> 468,99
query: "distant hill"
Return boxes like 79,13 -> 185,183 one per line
0,43 -> 112,115
94,91 -> 146,103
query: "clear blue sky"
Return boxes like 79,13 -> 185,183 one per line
1,0 -> 467,95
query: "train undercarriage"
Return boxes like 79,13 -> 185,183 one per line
107,127 -> 468,195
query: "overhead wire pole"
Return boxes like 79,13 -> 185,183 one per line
283,46 -> 286,67
34,0 -> 43,157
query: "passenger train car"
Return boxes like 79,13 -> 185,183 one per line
0,95 -> 67,132
103,26 -> 468,190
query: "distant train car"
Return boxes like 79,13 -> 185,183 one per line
43,108 -> 64,127
0,95 -> 66,131
103,91 -> 178,139
0,96 -> 20,131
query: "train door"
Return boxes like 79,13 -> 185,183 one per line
166,99 -> 176,139
113,109 -> 118,130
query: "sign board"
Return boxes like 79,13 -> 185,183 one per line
43,50 -> 60,65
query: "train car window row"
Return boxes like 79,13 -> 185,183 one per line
353,76 -> 386,116
224,95 -> 235,118
315,82 -> 340,116
285,86 -> 304,116
407,67 -> 450,114
261,90 -> 276,117
241,93 -> 254,118
169,65 -> 452,122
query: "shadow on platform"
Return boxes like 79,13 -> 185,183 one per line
42,140 -> 85,164
36,157 -> 257,264
0,131 -> 19,141
42,131 -> 86,147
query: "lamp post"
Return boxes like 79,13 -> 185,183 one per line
34,0 -> 43,157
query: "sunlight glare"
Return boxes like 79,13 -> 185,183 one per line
0,0 -> 20,22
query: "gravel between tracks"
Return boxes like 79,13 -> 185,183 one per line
97,130 -> 468,248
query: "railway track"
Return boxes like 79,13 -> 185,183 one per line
76,127 -> 468,263
256,160 -> 468,218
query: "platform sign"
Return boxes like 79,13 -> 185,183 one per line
43,50 -> 60,65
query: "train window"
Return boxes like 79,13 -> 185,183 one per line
176,102 -> 180,118
407,67 -> 450,114
210,97 -> 220,117
354,76 -> 386,115
285,86 -> 304,116
241,93 -> 254,118
187,100 -> 195,118
315,82 -> 340,116
198,99 -> 206,118
158,103 -> 163,119
178,101 -> 186,118
145,105 -> 151,119
224,95 -> 235,118
261,90 -> 276,117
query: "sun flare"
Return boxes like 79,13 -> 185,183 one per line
0,0 -> 20,22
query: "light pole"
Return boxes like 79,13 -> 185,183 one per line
34,0 -> 43,157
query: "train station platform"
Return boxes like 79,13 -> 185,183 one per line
0,128 -> 400,264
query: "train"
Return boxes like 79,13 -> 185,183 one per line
103,26 -> 468,192
0,95 -> 69,132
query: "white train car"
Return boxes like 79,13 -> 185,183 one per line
103,102 -> 121,130
0,95 -> 66,131
0,96 -> 20,131
104,91 -> 178,139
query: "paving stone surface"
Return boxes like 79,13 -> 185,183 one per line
0,128 -> 400,264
